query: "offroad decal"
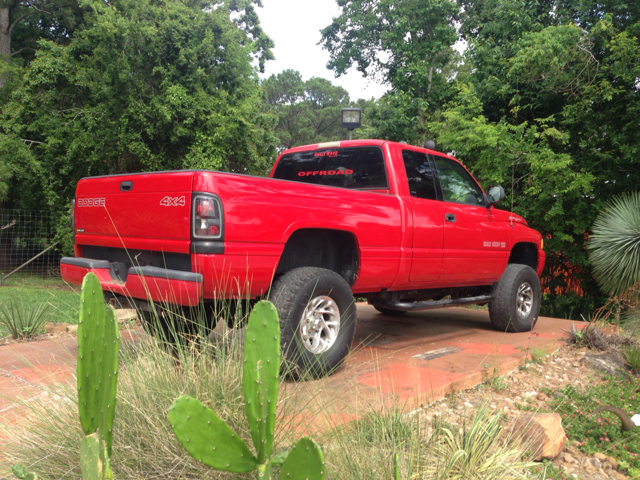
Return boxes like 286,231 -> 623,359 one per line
77,198 -> 105,207
160,196 -> 186,206
298,169 -> 354,177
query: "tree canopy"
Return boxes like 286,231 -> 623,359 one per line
262,69 -> 355,150
1,0 -> 276,214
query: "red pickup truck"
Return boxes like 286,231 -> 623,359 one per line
61,139 -> 545,375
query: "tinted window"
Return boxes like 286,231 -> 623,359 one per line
273,147 -> 388,190
401,150 -> 438,200
433,157 -> 485,206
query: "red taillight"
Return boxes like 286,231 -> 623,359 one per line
193,195 -> 223,239
197,199 -> 216,218
71,197 -> 75,232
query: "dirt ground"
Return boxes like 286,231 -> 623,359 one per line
418,343 -> 632,480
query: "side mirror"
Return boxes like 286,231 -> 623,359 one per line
487,185 -> 505,205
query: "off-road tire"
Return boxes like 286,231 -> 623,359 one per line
373,306 -> 407,316
269,267 -> 357,378
489,264 -> 541,332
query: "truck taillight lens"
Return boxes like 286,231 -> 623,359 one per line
71,197 -> 75,231
193,194 -> 223,240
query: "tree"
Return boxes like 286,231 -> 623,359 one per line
320,0 -> 459,141
0,0 -> 84,62
0,0 -> 277,246
262,69 -> 352,150
434,0 -> 640,317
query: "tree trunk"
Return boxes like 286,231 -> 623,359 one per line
0,7 -> 10,89
427,66 -> 433,93
0,8 -> 10,57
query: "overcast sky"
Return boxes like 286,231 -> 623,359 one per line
256,0 -> 390,100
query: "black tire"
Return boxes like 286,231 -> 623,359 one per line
489,264 -> 541,332
373,306 -> 407,316
269,267 -> 357,378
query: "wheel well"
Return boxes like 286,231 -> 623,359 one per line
275,229 -> 359,286
508,242 -> 538,271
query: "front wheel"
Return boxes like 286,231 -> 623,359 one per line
269,267 -> 357,378
489,264 -> 541,332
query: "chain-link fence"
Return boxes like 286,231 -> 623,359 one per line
0,209 -> 61,285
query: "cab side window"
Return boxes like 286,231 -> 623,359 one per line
402,150 -> 438,200
433,157 -> 485,206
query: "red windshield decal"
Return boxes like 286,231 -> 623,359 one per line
314,151 -> 339,157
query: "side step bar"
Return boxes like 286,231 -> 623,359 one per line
371,295 -> 494,312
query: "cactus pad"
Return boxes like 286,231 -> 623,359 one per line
242,300 -> 280,463
80,433 -> 103,480
279,437 -> 325,480
168,395 -> 258,472
77,273 -> 120,457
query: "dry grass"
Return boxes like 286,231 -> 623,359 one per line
1,313 -> 541,479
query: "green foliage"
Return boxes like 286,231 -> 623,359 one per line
1,0 -> 86,64
543,379 -> 640,473
321,0 -> 458,95
0,300 -> 52,339
169,300 -> 325,479
320,0 -> 461,142
262,69 -> 353,149
1,0 -> 277,233
77,272 -> 119,466
621,346 -> 640,373
588,192 -> 640,296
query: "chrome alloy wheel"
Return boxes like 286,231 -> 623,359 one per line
516,282 -> 534,319
299,295 -> 341,354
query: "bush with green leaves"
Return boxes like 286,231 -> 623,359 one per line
588,192 -> 640,296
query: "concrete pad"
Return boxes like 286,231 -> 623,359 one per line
0,305 -> 575,443
331,305 -> 572,408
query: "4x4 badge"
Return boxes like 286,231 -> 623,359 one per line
160,196 -> 185,206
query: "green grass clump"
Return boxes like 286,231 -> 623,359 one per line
0,301 -> 53,339
0,286 -> 79,325
542,378 -> 640,477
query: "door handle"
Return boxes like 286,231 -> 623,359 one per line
120,181 -> 133,192
445,213 -> 456,222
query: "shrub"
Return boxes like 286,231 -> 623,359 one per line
588,191 -> 640,296
0,301 -> 52,340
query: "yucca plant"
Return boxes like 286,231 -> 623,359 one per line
588,191 -> 640,296
424,406 -> 535,480
621,345 -> 640,373
0,301 -> 52,340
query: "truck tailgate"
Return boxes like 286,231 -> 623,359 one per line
75,172 -> 194,253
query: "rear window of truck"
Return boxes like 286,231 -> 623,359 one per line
272,146 -> 388,190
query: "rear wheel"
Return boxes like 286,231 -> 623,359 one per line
489,264 -> 541,332
269,267 -> 357,378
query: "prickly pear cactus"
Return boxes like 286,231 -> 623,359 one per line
242,300 -> 280,463
168,396 -> 258,472
77,273 -> 120,457
80,432 -> 103,480
279,437 -> 325,480
169,300 -> 325,479
394,452 -> 400,480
